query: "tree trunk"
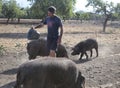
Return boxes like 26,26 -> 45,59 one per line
103,16 -> 109,32
11,18 -> 14,22
18,18 -> 20,23
80,19 -> 83,23
7,18 -> 10,24
63,16 -> 66,22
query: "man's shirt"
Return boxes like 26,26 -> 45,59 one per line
43,15 -> 62,38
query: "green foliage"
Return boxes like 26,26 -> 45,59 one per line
115,3 -> 120,19
115,3 -> 120,13
15,7 -> 27,22
86,0 -> 114,14
86,0 -> 115,32
0,0 -> 2,17
16,8 -> 26,18
75,11 -> 91,20
15,43 -> 21,48
0,45 -> 6,56
112,13 -> 120,20
75,12 -> 81,20
2,0 -> 17,19
0,0 -> 2,12
1,0 -> 26,23
27,0 -> 76,19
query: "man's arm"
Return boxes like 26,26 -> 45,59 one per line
59,25 -> 63,38
34,23 -> 44,29
58,25 -> 63,44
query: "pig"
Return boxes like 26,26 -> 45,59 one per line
27,28 -> 40,40
14,57 -> 85,88
71,38 -> 98,60
27,38 -> 68,60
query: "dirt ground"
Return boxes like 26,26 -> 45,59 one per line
0,21 -> 120,88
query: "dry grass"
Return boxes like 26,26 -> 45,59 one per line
0,21 -> 120,88
63,23 -> 120,47
0,22 -> 120,54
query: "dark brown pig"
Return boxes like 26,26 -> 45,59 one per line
14,57 -> 85,88
71,38 -> 98,60
27,38 -> 68,60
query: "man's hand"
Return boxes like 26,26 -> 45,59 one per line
57,36 -> 62,45
35,23 -> 44,29
31,25 -> 35,29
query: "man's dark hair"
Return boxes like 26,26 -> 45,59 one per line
48,6 -> 56,13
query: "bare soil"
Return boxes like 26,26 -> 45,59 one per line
0,21 -> 120,88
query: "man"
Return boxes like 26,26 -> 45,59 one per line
33,6 -> 63,57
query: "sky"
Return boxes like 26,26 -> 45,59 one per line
16,0 -> 120,12
75,0 -> 120,12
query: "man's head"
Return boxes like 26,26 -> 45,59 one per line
48,6 -> 56,17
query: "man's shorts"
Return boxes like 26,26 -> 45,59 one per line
47,37 -> 58,53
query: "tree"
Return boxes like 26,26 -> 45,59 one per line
75,11 -> 90,23
86,0 -> 115,32
23,7 -> 31,19
75,11 -> 81,20
0,0 -> 3,17
0,0 -> 2,12
16,8 -> 26,23
115,3 -> 120,14
2,0 -> 18,23
1,0 -> 26,23
114,3 -> 120,20
27,0 -> 76,20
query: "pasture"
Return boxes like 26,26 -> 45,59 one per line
0,20 -> 120,88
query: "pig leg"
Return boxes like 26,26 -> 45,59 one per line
29,55 -> 37,60
79,53 -> 84,60
90,50 -> 93,57
14,71 -> 24,88
95,48 -> 98,57
84,52 -> 88,59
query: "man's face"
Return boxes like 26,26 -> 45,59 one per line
47,11 -> 54,17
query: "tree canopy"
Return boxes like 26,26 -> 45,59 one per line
0,0 -> 2,12
86,0 -> 115,32
27,0 -> 76,19
1,0 -> 26,23
2,0 -> 18,22
0,0 -> 119,25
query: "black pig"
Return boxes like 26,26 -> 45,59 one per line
71,39 -> 98,60
27,38 -> 68,60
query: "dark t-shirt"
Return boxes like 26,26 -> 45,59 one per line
43,15 -> 62,38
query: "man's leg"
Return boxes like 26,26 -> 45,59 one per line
49,38 -> 58,57
47,37 -> 58,57
49,50 -> 56,57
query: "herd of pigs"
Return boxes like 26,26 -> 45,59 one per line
14,37 -> 99,88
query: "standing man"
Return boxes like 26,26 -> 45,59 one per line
33,6 -> 63,57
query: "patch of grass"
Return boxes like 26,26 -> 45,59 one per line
15,43 -> 21,48
14,43 -> 23,52
0,45 -> 6,56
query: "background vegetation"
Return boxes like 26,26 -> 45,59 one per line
0,0 -> 119,32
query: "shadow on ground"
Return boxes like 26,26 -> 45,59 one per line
0,81 -> 15,88
0,33 -> 47,39
64,31 -> 94,35
73,59 -> 92,64
0,68 -> 18,75
73,57 -> 97,64
64,31 -> 119,35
